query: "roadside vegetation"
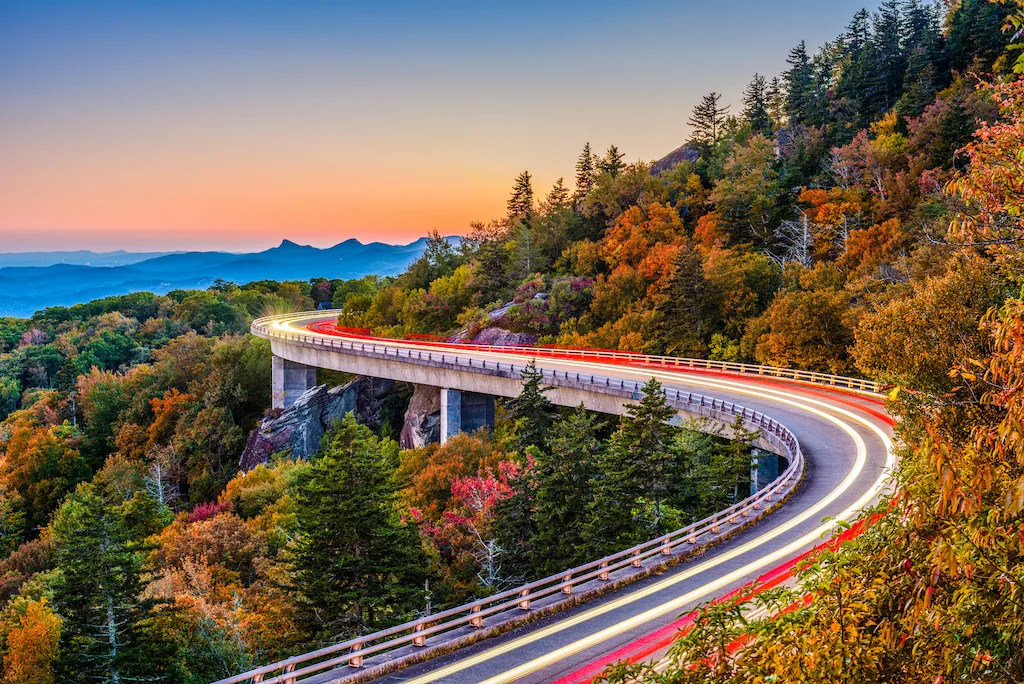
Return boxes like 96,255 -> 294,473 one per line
0,0 -> 1023,680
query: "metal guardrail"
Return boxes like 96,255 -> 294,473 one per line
269,311 -> 882,396
213,315 -> 808,684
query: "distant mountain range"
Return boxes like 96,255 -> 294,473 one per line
0,237 -> 452,317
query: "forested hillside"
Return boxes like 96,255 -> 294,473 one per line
0,0 -> 1023,681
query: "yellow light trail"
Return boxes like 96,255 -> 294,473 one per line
275,317 -> 894,684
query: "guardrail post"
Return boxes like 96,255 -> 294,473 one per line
561,575 -> 573,595
413,623 -> 426,647
518,588 -> 531,610
349,643 -> 363,668
598,561 -> 610,581
631,550 -> 642,568
470,604 -> 483,628
661,540 -> 673,555
283,663 -> 297,684
253,674 -> 264,683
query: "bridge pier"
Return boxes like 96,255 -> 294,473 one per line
272,356 -> 318,409
440,388 -> 495,444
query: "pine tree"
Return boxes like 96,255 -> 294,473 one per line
688,92 -> 730,147
899,0 -> 948,117
531,407 -> 602,575
598,144 -> 626,178
658,245 -> 722,358
507,171 -> 535,223
585,378 -> 679,553
509,360 -> 556,452
784,41 -> 816,126
290,415 -> 425,639
51,486 -> 174,682
574,142 -> 597,201
742,74 -> 773,136
871,0 -> 906,115
543,177 -> 570,212
766,76 -> 785,127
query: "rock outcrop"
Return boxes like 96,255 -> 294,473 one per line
471,326 -> 537,347
400,384 -> 441,450
649,143 -> 700,175
239,376 -> 395,470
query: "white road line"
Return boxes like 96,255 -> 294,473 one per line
279,320 -> 894,684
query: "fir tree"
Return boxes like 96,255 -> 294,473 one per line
531,407 -> 602,575
784,41 -> 816,126
543,177 -> 571,211
585,378 -> 679,553
574,142 -> 597,200
766,76 -> 785,127
51,486 -> 174,682
688,92 -> 730,147
598,144 -> 626,178
658,245 -> 722,358
507,171 -> 535,223
509,360 -> 556,452
491,449 -> 538,581
290,415 -> 425,639
742,74 -> 773,136
871,0 -> 906,115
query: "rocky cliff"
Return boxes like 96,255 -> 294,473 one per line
239,376 -> 396,470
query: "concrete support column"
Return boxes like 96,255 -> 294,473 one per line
272,356 -> 318,409
440,388 -> 462,444
439,389 -> 496,444
750,448 -> 782,494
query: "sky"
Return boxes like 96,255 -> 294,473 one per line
0,0 -> 874,252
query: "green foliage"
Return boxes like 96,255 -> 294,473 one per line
50,485 -> 175,682
289,415 -> 425,639
531,407 -> 602,575
508,361 -> 556,453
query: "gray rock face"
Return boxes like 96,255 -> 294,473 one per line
471,326 -> 537,347
649,144 -> 700,175
239,376 -> 395,470
400,383 -> 441,450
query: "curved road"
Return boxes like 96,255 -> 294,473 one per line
256,313 -> 894,684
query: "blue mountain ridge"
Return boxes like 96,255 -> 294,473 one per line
0,237 -> 458,317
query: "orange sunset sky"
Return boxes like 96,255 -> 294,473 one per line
0,1 -> 870,252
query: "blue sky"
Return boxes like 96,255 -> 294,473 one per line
0,1 -> 877,251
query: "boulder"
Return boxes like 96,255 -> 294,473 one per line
239,376 -> 395,470
472,326 -> 537,347
400,384 -> 441,450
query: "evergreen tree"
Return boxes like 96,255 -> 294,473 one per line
574,142 -> 597,201
658,245 -> 722,357
688,92 -> 730,147
784,41 -> 816,126
899,0 -> 948,117
491,449 -> 538,581
531,407 -> 602,575
766,76 -> 785,127
585,378 -> 678,553
871,0 -> 906,115
290,415 -> 425,639
509,360 -> 556,452
946,0 -> 1012,74
691,415 -> 760,513
507,171 -> 535,223
598,144 -> 626,178
544,178 -> 571,212
51,486 -> 174,682
742,73 -> 773,136
473,237 -> 514,304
